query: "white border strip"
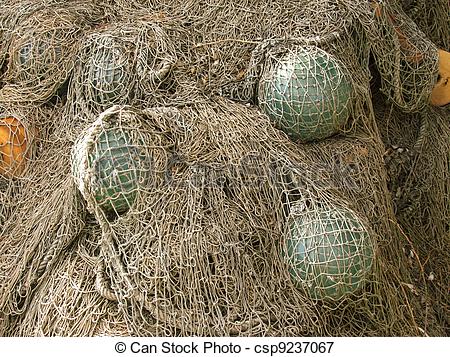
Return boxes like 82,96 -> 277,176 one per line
0,337 -> 448,357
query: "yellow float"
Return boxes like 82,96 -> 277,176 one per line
0,116 -> 31,178
431,49 -> 450,106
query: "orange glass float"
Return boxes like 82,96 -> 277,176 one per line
0,116 -> 31,178
431,50 -> 450,107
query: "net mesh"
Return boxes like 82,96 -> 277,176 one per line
66,17 -> 177,125
0,1 -> 106,104
374,95 -> 450,334
402,0 -> 449,49
0,0 -> 448,337
345,0 -> 439,112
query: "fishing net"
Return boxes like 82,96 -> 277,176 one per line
9,219 -> 135,337
0,135 -> 84,330
1,97 -> 427,336
0,1 -> 46,82
0,0 -> 448,337
375,96 -> 450,335
0,104 -> 40,230
364,0 -> 449,334
317,0 -> 439,113
401,0 -> 450,49
66,16 -> 177,127
0,1 -> 105,104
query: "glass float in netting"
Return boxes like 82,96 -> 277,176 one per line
0,115 -> 32,178
282,201 -> 374,301
71,110 -> 151,216
258,45 -> 353,142
85,35 -> 131,106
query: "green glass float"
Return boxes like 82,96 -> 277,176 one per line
258,46 -> 353,142
72,118 -> 149,215
87,35 -> 130,106
282,202 -> 374,301
18,32 -> 63,80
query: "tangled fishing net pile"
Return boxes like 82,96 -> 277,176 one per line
0,0 -> 448,336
